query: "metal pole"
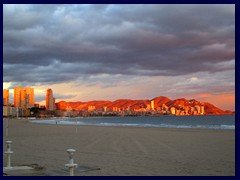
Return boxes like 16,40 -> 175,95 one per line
76,118 -> 78,134
65,149 -> 78,176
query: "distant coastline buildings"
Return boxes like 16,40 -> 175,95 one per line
53,98 -> 207,117
4,86 -> 226,118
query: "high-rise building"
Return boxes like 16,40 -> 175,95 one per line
14,87 -> 34,108
195,105 -> 201,114
150,100 -> 154,110
200,106 -> 205,115
170,107 -> 176,115
103,106 -> 107,112
146,104 -> 151,111
14,86 -> 22,107
25,88 -> 34,108
3,89 -> 9,106
46,88 -> 55,111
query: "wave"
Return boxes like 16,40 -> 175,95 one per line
30,120 -> 235,130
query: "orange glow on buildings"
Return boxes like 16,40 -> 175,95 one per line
55,101 -> 67,110
46,88 -> 55,111
150,100 -> 154,110
14,87 -> 34,108
3,89 -> 9,106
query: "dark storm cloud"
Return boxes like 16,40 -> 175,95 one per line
3,4 -> 235,84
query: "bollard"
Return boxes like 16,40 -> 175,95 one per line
5,141 -> 13,169
65,149 -> 78,176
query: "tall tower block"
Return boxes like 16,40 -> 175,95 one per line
151,100 -> 155,110
3,89 -> 9,106
46,88 -> 55,111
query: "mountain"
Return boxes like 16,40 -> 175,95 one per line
202,102 -> 234,115
55,96 -> 234,115
152,96 -> 171,106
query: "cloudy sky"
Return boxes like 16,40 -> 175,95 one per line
3,4 -> 235,110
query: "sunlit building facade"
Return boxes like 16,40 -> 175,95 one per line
46,88 -> 55,111
3,89 -> 9,106
14,87 -> 34,109
55,101 -> 67,110
150,100 -> 154,110
200,106 -> 205,115
25,88 -> 34,108
170,107 -> 176,115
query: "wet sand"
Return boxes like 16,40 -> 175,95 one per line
3,118 -> 235,176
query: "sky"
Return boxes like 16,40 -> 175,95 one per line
3,4 -> 235,111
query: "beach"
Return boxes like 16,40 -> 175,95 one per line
3,118 -> 235,176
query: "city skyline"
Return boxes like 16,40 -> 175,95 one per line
3,86 -> 212,116
3,4 -> 235,111
2,86 -> 232,114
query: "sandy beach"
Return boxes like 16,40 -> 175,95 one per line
3,118 -> 235,176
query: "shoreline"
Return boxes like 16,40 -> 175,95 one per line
30,121 -> 235,131
28,115 -> 235,130
5,116 -> 235,131
3,113 -> 235,120
3,119 -> 235,176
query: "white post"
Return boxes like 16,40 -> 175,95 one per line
65,149 -> 78,176
75,119 -> 78,134
6,118 -> 9,137
5,141 -> 13,169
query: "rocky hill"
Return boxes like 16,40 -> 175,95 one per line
55,96 -> 234,115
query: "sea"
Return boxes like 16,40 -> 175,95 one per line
31,115 -> 235,130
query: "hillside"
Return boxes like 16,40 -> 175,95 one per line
55,96 -> 234,115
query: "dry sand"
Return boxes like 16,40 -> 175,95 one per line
3,118 -> 235,176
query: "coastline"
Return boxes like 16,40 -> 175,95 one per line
6,113 -> 234,119
28,115 -> 235,130
3,119 -> 235,176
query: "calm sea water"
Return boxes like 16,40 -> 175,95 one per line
31,115 -> 235,130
